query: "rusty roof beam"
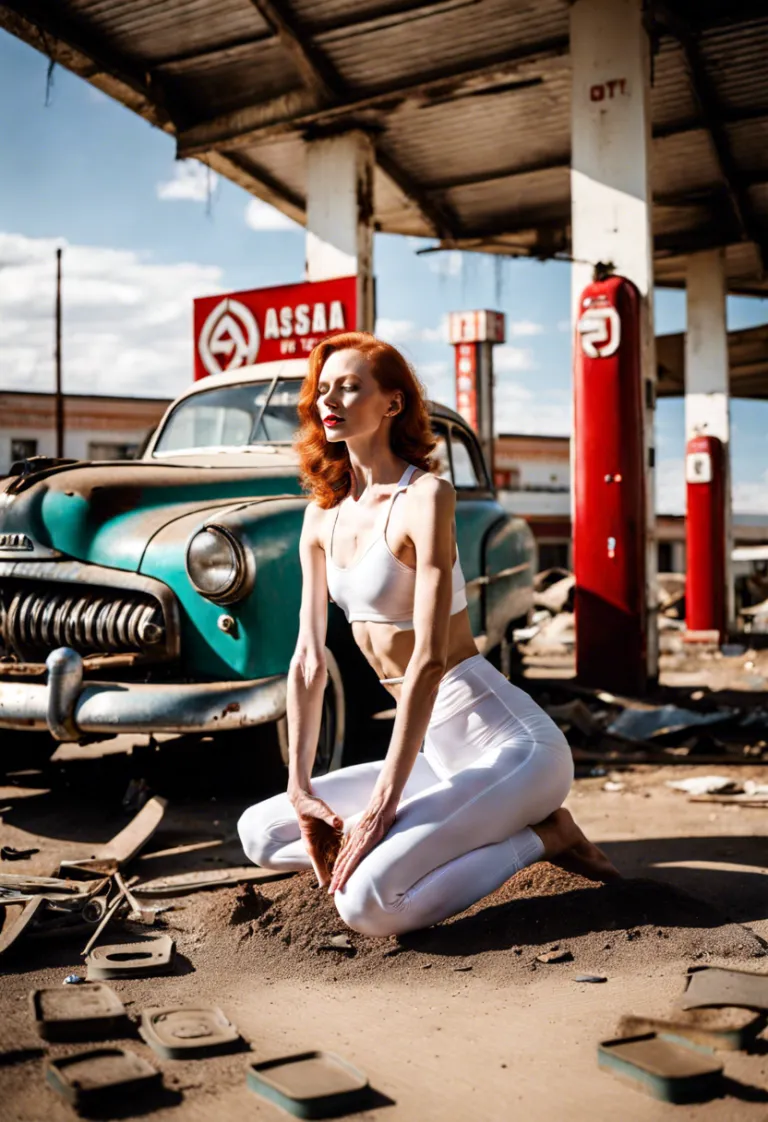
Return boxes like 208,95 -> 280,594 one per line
246,0 -> 341,104
652,2 -> 767,278
204,151 -> 305,223
154,1 -> 477,71
0,1 -> 173,131
177,37 -> 569,157
376,150 -> 460,240
243,0 -> 463,238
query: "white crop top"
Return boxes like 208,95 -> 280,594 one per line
325,464 -> 468,630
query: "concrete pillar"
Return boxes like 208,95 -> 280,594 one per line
685,248 -> 734,627
570,0 -> 658,682
305,130 -> 375,332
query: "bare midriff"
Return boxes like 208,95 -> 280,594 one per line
351,608 -> 479,700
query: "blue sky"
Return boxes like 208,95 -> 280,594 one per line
1,30 -> 766,513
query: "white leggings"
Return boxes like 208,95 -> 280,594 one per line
238,654 -> 573,937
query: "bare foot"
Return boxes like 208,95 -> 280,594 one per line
533,808 -> 622,883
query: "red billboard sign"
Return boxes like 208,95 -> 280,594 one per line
193,276 -> 357,380
454,342 -> 478,431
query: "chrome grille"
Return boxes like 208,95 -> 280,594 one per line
1,586 -> 166,661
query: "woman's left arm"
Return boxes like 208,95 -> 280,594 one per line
329,476 -> 456,893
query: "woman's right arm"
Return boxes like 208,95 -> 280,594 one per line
286,503 -> 343,886
286,501 -> 330,800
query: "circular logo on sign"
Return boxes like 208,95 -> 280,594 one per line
577,305 -> 621,359
198,298 -> 260,376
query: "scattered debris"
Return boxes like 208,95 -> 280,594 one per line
618,1008 -> 765,1053
63,974 -> 85,986
46,1047 -> 163,1111
85,933 -> 176,980
319,933 -> 354,953
666,776 -> 742,796
602,781 -> 625,793
681,965 -> 768,1013
32,983 -> 128,1042
598,1032 -> 723,1103
1,846 -> 40,861
133,866 -> 292,898
608,705 -> 737,743
534,571 -> 575,615
100,795 -> 168,868
536,948 -> 573,964
139,1006 -> 241,1059
247,1051 -> 371,1118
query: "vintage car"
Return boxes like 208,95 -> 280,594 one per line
0,360 -> 535,775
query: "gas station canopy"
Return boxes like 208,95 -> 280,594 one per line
3,1 -> 768,291
656,322 -> 768,399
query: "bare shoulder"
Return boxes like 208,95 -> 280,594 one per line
408,470 -> 456,516
302,499 -> 331,548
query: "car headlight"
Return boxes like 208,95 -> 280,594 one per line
186,526 -> 255,605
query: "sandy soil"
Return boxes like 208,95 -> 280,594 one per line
0,724 -> 766,1121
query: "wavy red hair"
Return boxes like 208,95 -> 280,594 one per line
294,332 -> 437,508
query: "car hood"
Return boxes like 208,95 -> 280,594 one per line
0,457 -> 303,572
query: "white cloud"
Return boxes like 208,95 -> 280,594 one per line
427,251 -> 463,278
420,316 -> 449,343
375,318 -> 417,344
733,470 -> 768,514
0,231 -> 222,397
656,460 -> 768,515
508,320 -> 544,337
157,160 -> 218,203
245,198 -> 300,232
493,345 -> 536,374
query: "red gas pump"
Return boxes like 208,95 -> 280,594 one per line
573,275 -> 647,695
685,434 -> 726,641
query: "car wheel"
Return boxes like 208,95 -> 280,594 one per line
1,731 -> 58,776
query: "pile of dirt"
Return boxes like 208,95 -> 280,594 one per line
190,864 -> 766,984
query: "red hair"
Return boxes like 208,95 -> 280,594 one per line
294,332 -> 437,508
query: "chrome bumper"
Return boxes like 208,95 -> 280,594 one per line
0,647 -> 287,740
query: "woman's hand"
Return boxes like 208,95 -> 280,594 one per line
290,790 -> 343,888
328,799 -> 396,895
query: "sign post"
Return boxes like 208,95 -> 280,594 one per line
193,276 -> 357,380
448,311 -> 506,479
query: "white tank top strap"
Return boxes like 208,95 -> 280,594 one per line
383,463 -> 418,538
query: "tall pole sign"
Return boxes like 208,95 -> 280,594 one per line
448,310 -> 506,479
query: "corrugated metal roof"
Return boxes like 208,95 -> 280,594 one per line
2,0 -> 768,297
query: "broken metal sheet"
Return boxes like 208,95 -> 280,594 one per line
0,897 -> 45,956
132,866 -> 293,897
666,776 -> 742,796
545,699 -> 603,737
681,967 -> 768,1013
100,795 -> 168,866
607,705 -> 738,742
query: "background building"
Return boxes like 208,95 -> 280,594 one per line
496,433 -> 768,574
0,392 -> 170,475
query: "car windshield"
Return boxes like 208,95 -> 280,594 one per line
153,378 -> 301,454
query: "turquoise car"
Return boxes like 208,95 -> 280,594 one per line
0,361 -> 535,774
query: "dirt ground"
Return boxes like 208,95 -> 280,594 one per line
0,663 -> 767,1121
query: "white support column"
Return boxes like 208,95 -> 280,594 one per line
570,0 -> 658,681
305,130 -> 375,332
685,248 -> 734,625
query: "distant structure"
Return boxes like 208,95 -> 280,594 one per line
0,392 -> 170,475
495,433 -> 768,575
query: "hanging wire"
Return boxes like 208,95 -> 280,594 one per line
205,163 -> 215,219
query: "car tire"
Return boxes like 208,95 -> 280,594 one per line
0,731 -> 58,776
